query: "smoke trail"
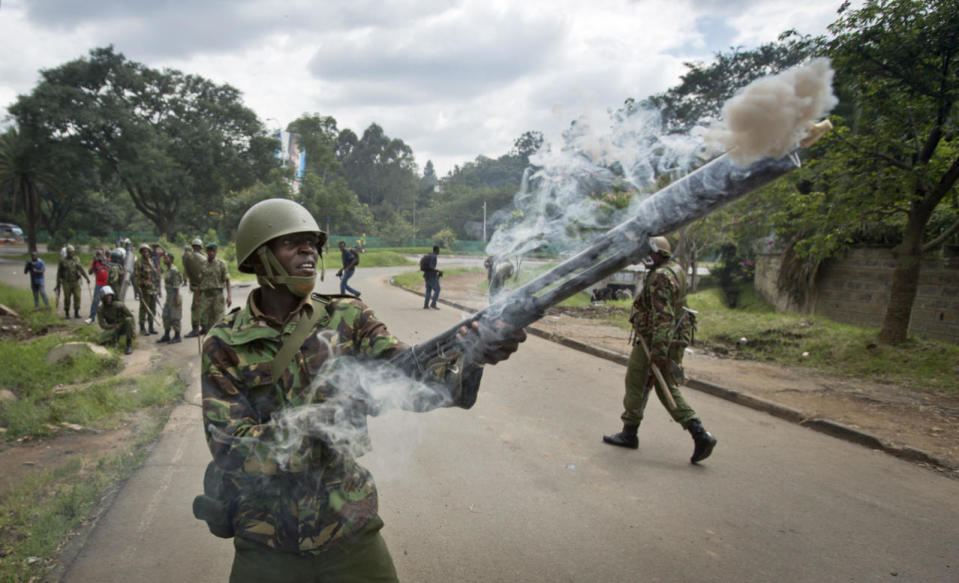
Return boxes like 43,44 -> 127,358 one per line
486,59 -> 837,260
706,58 -> 838,165
207,330 -> 455,473
486,106 -> 704,259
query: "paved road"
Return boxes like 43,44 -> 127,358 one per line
3,258 -> 954,582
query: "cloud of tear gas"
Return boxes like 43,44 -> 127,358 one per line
208,331 -> 455,473
486,105 -> 704,259
706,58 -> 837,165
485,59 -> 837,261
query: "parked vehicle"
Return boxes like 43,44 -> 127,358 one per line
0,223 -> 23,243
589,263 -> 645,301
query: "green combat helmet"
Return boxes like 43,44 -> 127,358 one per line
235,198 -> 327,297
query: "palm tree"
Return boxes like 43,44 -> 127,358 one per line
0,127 -> 60,253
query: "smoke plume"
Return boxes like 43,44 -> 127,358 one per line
706,58 -> 838,165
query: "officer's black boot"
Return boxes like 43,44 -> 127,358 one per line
74,310 -> 80,319
139,322 -> 147,336
65,310 -> 71,319
687,418 -> 717,464
157,329 -> 170,343
125,338 -> 133,355
171,331 -> 181,344
184,328 -> 199,338
602,424 -> 639,449
148,319 -> 157,336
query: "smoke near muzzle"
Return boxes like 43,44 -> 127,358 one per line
487,58 -> 838,260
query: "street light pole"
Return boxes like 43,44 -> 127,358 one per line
483,200 -> 487,242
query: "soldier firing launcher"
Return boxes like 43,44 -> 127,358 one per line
393,121 -> 832,408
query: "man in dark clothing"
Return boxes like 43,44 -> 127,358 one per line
24,251 -> 50,309
423,245 -> 442,309
335,240 -> 361,297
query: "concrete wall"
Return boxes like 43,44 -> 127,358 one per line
756,248 -> 959,344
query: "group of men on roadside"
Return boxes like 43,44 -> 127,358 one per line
24,237 -> 231,356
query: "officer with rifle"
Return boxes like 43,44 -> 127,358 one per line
602,236 -> 717,463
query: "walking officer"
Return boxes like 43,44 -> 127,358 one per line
133,243 -> 160,335
157,252 -> 184,344
55,244 -> 90,319
196,241 -> 231,333
182,237 -> 204,338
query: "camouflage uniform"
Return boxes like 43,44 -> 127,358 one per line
133,255 -> 159,330
182,249 -> 204,332
107,260 -> 124,296
201,292 -> 405,562
197,256 -> 229,331
162,264 -> 184,334
622,260 -> 697,428
96,300 -> 135,345
56,255 -> 86,317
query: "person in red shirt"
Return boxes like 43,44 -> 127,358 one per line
87,250 -> 110,323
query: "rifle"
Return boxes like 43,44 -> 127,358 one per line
390,122 -> 832,403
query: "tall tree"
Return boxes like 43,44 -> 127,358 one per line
824,0 -> 959,344
0,127 -> 62,252
9,46 -> 276,237
338,123 -> 418,224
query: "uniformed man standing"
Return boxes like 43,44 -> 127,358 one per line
95,285 -> 135,355
157,253 -> 184,344
193,198 -> 525,582
119,238 -> 135,302
182,237 -> 205,338
107,249 -> 125,298
55,244 -> 90,319
196,241 -> 231,333
602,236 -> 717,463
133,243 -> 160,335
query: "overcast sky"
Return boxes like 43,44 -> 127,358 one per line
0,0 -> 854,177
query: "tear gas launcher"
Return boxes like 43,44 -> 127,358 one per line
393,121 -> 832,408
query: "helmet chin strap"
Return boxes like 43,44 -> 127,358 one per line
255,247 -> 317,297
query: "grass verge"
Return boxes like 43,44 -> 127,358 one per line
0,390 -> 178,583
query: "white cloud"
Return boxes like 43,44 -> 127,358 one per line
1,0 -> 851,176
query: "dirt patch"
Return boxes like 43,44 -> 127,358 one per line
438,271 -> 959,476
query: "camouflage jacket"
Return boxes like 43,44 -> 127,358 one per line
133,257 -> 158,294
630,261 -> 686,350
163,265 -> 183,292
198,258 -> 229,291
57,256 -> 85,285
201,291 -> 407,553
107,262 -> 124,290
97,300 -> 133,329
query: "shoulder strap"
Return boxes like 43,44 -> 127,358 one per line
270,297 -> 329,380
662,264 -> 688,307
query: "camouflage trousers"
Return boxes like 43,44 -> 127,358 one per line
621,340 -> 697,428
190,285 -> 200,330
162,289 -> 182,333
138,292 -> 158,328
197,288 -> 225,331
61,281 -> 81,315
98,317 -> 135,345
229,517 -> 397,583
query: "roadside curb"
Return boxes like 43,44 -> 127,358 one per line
393,282 -> 955,474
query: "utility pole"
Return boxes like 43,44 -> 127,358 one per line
483,200 -> 487,242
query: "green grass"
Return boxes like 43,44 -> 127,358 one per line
0,400 -> 175,583
688,285 -> 959,396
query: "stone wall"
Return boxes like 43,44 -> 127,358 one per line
755,248 -> 959,344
